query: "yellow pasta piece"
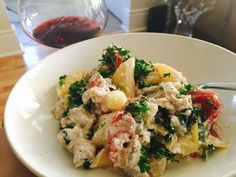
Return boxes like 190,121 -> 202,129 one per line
143,65 -> 161,84
155,124 -> 168,136
149,158 -> 167,177
92,112 -> 116,146
206,135 -> 229,148
90,147 -> 112,168
166,123 -> 199,156
154,63 -> 179,82
112,57 -> 136,97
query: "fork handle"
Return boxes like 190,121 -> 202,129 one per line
200,83 -> 236,91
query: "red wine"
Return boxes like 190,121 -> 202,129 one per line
32,16 -> 102,48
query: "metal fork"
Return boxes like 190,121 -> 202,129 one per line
198,83 -> 236,91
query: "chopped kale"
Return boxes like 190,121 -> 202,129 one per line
60,123 -> 74,130
154,147 -> 167,159
83,99 -> 96,112
202,144 -> 215,160
68,76 -> 89,108
164,134 -> 172,142
83,159 -> 91,169
137,80 -> 153,88
138,147 -> 150,173
149,140 -> 176,161
86,127 -> 95,140
155,106 -> 173,133
62,108 -> 69,117
59,75 -> 67,86
134,58 -> 154,81
163,73 -> 171,78
125,96 -> 150,123
64,124 -> 74,129
62,130 -> 71,145
98,44 -> 130,77
155,147 -> 175,161
178,107 -> 202,131
198,122 -> 208,142
178,84 -> 194,95
138,139 -> 177,172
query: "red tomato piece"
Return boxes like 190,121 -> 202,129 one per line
114,55 -> 122,69
112,111 -> 124,124
89,74 -> 100,87
108,114 -> 136,164
190,88 -> 223,126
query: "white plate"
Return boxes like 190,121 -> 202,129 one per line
4,33 -> 236,177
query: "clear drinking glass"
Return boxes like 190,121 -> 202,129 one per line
18,0 -> 108,48
173,0 -> 216,37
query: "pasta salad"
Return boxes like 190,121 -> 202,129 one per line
53,44 -> 228,177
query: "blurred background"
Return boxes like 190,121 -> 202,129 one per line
1,0 -> 236,62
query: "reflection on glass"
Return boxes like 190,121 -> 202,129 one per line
173,0 -> 216,37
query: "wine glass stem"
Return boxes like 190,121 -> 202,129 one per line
174,20 -> 194,37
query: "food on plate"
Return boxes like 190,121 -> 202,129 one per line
52,44 -> 228,177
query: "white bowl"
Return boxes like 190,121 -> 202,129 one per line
4,33 -> 236,177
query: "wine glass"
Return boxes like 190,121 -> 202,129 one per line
18,0 -> 108,48
173,0 -> 216,37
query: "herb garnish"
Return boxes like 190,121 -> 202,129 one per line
149,139 -> 176,161
98,44 -> 130,77
138,140 -> 176,173
163,73 -> 171,78
134,58 -> 154,81
125,96 -> 150,123
178,84 -> 194,94
59,75 -> 67,86
137,80 -> 153,88
138,147 -> 150,173
68,76 -> 89,108
155,147 -> 175,161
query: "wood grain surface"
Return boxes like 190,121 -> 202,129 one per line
0,55 -> 36,177
0,55 -> 26,127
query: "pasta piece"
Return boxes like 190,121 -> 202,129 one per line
206,135 -> 229,148
112,57 -> 136,97
154,63 -> 186,83
149,158 -> 167,177
92,112 -> 116,146
166,123 -> 199,156
143,65 -> 161,84
90,147 -> 112,168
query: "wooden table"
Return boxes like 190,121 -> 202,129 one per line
0,55 -> 36,177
